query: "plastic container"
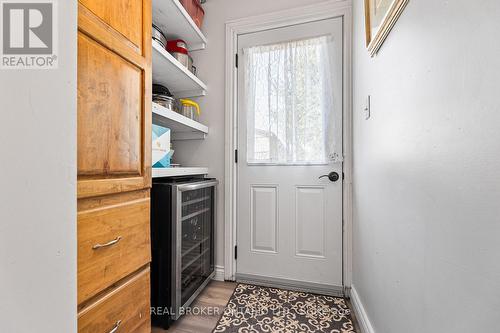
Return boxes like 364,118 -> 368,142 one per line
180,0 -> 205,29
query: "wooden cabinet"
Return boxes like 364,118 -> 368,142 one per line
77,0 -> 152,331
78,268 -> 151,333
77,1 -> 151,200
78,190 -> 151,304
78,33 -> 143,177
79,0 -> 145,52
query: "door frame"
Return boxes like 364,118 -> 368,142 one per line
224,0 -> 353,292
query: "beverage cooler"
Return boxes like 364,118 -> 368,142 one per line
151,177 -> 217,329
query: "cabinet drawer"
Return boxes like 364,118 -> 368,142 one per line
78,191 -> 151,303
78,267 -> 151,333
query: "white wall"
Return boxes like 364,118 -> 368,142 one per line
0,1 -> 77,332
353,0 -> 500,332
174,0 -> 328,268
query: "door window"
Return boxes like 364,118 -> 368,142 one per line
244,35 -> 338,165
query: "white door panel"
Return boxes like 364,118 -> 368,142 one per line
250,185 -> 278,253
295,186 -> 327,258
237,17 -> 344,288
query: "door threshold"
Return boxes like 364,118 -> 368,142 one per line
235,273 -> 344,297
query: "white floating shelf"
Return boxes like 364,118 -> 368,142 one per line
152,41 -> 207,98
152,0 -> 207,51
153,167 -> 209,178
152,103 -> 208,140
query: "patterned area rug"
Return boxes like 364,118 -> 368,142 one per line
213,284 -> 356,333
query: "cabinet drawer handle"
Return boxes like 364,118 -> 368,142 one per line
108,320 -> 122,333
92,236 -> 122,250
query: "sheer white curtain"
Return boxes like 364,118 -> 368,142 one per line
244,35 -> 338,165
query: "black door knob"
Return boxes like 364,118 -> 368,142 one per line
319,172 -> 340,182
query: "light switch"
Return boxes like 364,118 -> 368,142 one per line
364,95 -> 371,120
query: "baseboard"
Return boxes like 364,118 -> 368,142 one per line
350,285 -> 375,333
213,265 -> 225,281
235,273 -> 344,297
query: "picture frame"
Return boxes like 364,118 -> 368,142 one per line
364,0 -> 409,56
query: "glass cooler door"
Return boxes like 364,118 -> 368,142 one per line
177,182 -> 215,306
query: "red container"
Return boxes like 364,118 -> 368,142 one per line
193,3 -> 205,29
166,39 -> 191,69
179,0 -> 196,17
166,39 -> 188,54
179,0 -> 205,29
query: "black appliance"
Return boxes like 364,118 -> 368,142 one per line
151,177 -> 217,329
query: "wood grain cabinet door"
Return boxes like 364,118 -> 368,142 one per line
79,0 -> 144,53
77,0 -> 152,199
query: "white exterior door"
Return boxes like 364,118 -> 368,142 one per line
236,18 -> 344,290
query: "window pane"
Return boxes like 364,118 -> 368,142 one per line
244,35 -> 336,165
